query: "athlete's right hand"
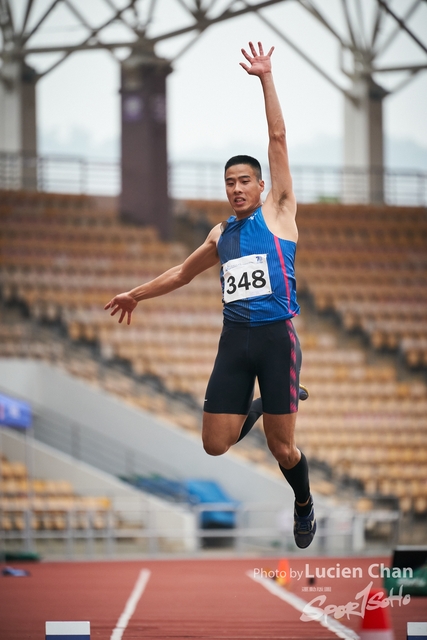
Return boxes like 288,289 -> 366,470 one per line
240,41 -> 274,77
104,292 -> 137,325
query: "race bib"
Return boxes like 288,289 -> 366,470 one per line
222,254 -> 272,303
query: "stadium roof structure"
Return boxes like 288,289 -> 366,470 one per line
1,0 -> 426,228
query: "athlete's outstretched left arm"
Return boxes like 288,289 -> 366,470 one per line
240,42 -> 296,218
104,224 -> 221,325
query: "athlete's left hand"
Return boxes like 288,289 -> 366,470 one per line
104,291 -> 137,325
240,41 -> 274,77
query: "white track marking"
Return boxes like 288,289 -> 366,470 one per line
110,568 -> 151,640
247,571 -> 360,640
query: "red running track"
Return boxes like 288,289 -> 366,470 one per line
0,556 -> 425,639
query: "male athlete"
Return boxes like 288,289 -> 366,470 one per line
105,42 -> 316,549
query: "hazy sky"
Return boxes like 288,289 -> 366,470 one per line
10,0 -> 427,164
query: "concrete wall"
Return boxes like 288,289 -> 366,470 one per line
0,359 -> 292,508
0,426 -> 197,551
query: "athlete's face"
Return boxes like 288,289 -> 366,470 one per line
224,164 -> 264,217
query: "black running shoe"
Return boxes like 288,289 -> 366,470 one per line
294,503 -> 316,549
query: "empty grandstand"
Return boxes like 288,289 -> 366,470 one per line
1,190 -> 426,559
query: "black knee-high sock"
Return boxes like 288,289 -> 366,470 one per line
279,452 -> 312,515
237,397 -> 263,443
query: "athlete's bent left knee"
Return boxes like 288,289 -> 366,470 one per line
202,440 -> 230,457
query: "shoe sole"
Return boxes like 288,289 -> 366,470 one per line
299,384 -> 309,401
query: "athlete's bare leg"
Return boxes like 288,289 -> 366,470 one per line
202,411 -> 300,467
203,409 -> 315,547
263,412 -> 300,469
202,412 -> 246,456
263,411 -> 315,546
202,411 -> 300,466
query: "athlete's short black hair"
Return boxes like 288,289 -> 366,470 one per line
224,155 -> 262,180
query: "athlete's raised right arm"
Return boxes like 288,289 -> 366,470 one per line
104,224 -> 221,325
240,42 -> 296,220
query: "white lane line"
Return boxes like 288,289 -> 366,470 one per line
110,568 -> 151,640
247,571 -> 360,640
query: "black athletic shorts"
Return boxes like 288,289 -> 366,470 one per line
204,318 -> 302,415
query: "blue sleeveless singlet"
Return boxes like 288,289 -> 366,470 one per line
217,206 -> 300,326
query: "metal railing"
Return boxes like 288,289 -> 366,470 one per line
0,153 -> 119,196
0,501 -> 400,559
0,152 -> 426,206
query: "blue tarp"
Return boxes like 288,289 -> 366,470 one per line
0,394 -> 32,429
122,476 -> 237,529
132,476 -> 190,503
184,479 -> 238,529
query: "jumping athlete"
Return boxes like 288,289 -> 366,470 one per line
104,42 -> 316,549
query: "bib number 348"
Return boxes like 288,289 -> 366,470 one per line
222,254 -> 272,303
